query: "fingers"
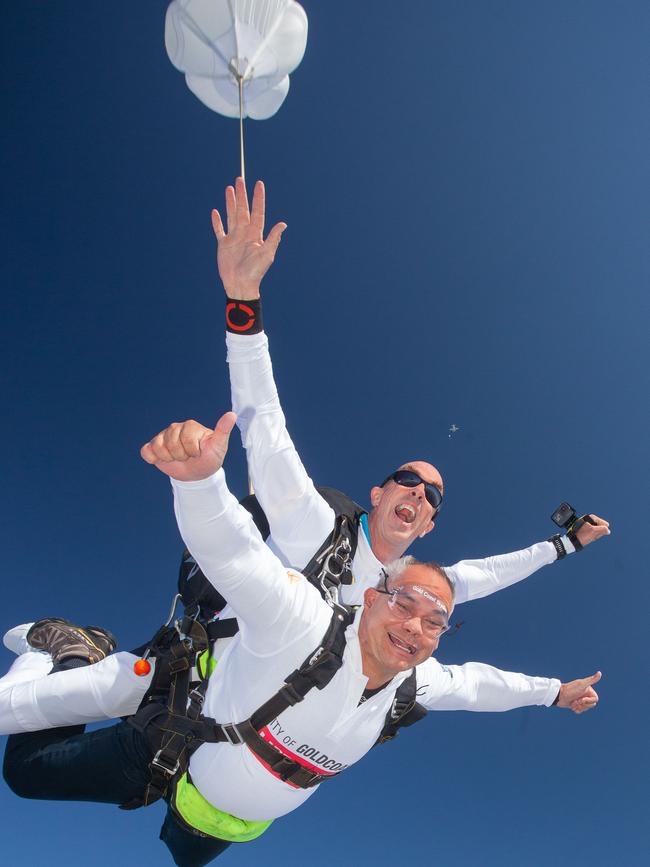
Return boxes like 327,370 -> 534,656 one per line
178,420 -> 210,458
211,209 -> 225,241
570,671 -> 602,696
588,515 -> 610,533
213,410 -> 237,437
235,176 -> 250,225
570,694 -> 599,714
577,515 -> 610,545
140,441 -> 159,465
265,221 -> 288,257
140,421 -> 209,465
199,412 -> 237,470
250,180 -> 265,234
558,672 -> 602,709
225,185 -> 236,233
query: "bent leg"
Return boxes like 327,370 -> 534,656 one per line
160,806 -> 232,867
3,719 -> 152,804
0,651 -> 153,734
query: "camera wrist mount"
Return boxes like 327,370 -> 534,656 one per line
550,502 -> 596,556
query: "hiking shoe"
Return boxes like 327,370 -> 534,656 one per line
26,618 -> 117,665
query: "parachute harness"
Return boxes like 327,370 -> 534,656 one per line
122,602 -> 355,812
121,501 -> 426,826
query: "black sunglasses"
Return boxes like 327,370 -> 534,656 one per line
379,470 -> 443,512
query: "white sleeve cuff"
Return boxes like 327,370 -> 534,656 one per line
543,678 -> 562,706
170,468 -> 226,492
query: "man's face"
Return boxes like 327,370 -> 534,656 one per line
358,564 -> 454,682
368,461 -> 443,552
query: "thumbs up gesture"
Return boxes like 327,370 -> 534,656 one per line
556,671 -> 602,714
140,413 -> 237,482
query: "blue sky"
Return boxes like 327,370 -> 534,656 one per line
1,2 -> 649,865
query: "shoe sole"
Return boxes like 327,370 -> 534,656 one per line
27,618 -> 117,657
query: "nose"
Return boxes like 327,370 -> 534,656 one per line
409,486 -> 423,501
402,615 -> 423,636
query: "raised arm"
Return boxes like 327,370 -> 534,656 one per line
213,178 -> 336,569
447,515 -> 611,605
418,658 -> 601,715
141,413 -> 322,650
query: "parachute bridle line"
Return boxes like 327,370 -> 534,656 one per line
237,73 -> 246,186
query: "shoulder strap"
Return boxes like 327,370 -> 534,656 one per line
178,486 -> 366,617
375,669 -> 428,745
316,486 -> 365,526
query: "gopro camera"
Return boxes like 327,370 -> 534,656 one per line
551,502 -> 577,529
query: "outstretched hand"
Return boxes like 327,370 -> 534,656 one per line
556,671 -> 602,714
212,177 -> 287,299
575,515 -> 611,547
140,413 -> 237,482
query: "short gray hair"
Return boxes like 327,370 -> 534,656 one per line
379,556 -> 455,609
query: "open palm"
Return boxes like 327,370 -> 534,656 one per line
212,177 -> 287,299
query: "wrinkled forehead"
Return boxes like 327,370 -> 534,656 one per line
397,460 -> 444,493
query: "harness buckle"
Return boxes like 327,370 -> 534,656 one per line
278,682 -> 306,706
151,749 -> 181,777
299,770 -> 323,788
271,757 -> 323,788
188,687 -> 205,707
308,646 -> 324,667
221,723 -> 245,746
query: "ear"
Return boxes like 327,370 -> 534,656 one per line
418,520 -> 435,539
369,486 -> 383,508
364,587 -> 379,609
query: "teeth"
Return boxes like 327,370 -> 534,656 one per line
395,503 -> 416,523
389,634 -> 415,654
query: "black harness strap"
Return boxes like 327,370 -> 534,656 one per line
205,618 -> 239,641
123,606 -> 356,808
123,486 -> 428,812
375,670 -> 427,745
176,487 -> 364,620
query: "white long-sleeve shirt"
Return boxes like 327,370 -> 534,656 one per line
227,331 -> 570,606
0,330 -> 568,740
174,471 -> 559,822
0,472 -> 559,819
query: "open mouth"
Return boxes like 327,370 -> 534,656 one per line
388,632 -> 417,655
394,503 -> 416,524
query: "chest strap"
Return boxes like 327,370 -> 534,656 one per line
123,605 -> 355,808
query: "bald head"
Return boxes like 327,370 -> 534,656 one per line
367,460 -> 444,563
397,461 -> 444,495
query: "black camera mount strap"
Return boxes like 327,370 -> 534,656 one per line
566,514 -> 596,552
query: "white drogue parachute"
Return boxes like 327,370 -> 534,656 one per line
165,0 -> 308,170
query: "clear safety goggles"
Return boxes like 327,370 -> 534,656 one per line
376,574 -> 450,639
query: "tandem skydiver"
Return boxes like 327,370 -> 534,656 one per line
0,177 -> 610,735
1,408 -> 602,866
